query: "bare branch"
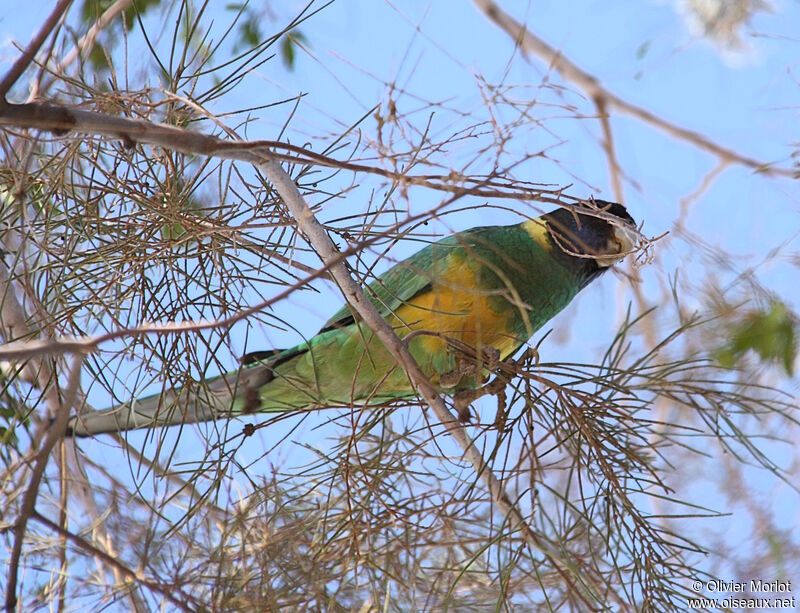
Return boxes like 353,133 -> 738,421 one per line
0,101 -> 569,201
5,354 -> 82,611
473,0 -> 794,177
0,0 -> 73,100
31,511 -> 195,611
260,159 -> 596,605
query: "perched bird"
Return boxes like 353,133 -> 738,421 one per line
68,200 -> 637,436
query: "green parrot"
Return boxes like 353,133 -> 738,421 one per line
67,200 -> 637,437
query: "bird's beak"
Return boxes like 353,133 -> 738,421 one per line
615,223 -> 637,257
597,222 -> 637,268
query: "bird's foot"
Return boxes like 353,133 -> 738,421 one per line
452,373 -> 509,425
482,346 -> 501,372
449,346 -> 540,427
438,369 -> 462,389
452,390 -> 475,422
439,354 -> 481,390
441,344 -> 501,385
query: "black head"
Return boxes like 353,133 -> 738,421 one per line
542,200 -> 637,284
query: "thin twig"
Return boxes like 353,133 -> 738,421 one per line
473,0 -> 794,177
30,511 -> 195,611
0,0 -> 73,100
0,101 -> 569,202
55,442 -> 68,613
260,159 -> 596,606
31,0 -> 135,101
595,96 -> 624,202
5,354 -> 83,612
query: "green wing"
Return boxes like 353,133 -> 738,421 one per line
319,236 -> 461,332
320,224 -> 534,332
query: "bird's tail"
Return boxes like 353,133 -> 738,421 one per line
67,356 -> 285,437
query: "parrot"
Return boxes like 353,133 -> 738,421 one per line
67,200 -> 638,436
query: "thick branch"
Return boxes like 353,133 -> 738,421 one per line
260,159 -> 594,604
0,101 -> 568,202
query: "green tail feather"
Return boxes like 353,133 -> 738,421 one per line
68,360 -> 282,437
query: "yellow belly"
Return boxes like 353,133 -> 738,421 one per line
388,269 -> 520,386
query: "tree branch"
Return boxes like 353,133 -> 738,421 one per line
31,511 -> 194,611
0,0 -> 73,100
473,0 -> 795,178
259,159 -> 596,605
5,354 -> 83,612
0,101 -> 569,202
0,89 -> 602,607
